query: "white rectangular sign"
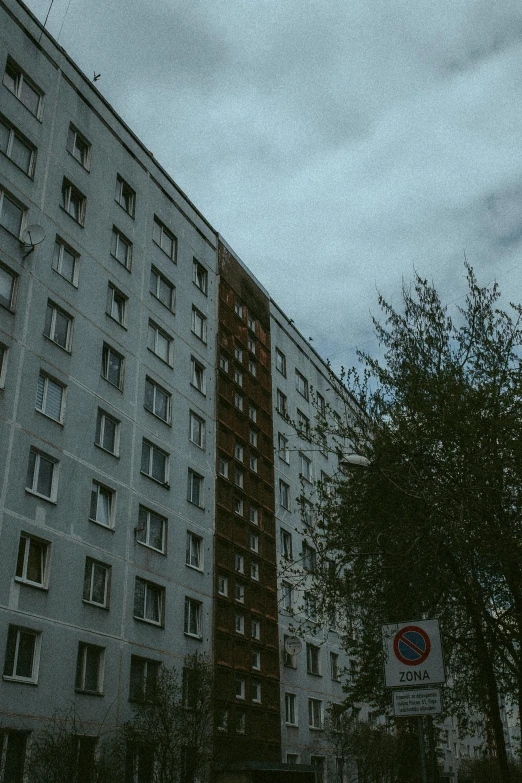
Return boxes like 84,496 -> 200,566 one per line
393,688 -> 442,717
382,618 -> 445,688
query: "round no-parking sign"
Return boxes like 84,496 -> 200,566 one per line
382,619 -> 445,687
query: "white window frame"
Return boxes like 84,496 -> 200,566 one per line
0,343 -> 6,388
193,259 -> 208,294
252,680 -> 261,703
219,354 -> 229,372
35,371 -> 65,423
295,369 -> 309,400
249,533 -> 259,552
145,377 -> 171,424
191,306 -> 207,343
44,301 -> 73,351
26,448 -> 58,501
89,481 -> 115,528
278,433 -> 290,463
148,320 -> 173,366
61,178 -> 86,225
3,625 -> 41,683
252,650 -> 261,670
75,642 -> 105,694
248,406 -> 257,423
308,698 -> 323,729
280,480 -> 290,510
235,553 -> 244,574
218,575 -> 228,596
234,442 -> 244,461
235,583 -> 245,603
3,59 -> 43,118
67,124 -> 90,169
285,692 -> 297,725
184,596 -> 202,638
282,581 -> 293,610
101,344 -> 124,389
15,533 -> 50,588
189,411 -> 205,448
0,263 -> 17,311
129,655 -> 160,703
234,497 -> 244,516
134,577 -> 165,626
153,216 -> 176,260
281,529 -> 293,559
250,560 -> 259,580
190,356 -> 206,394
0,115 -> 36,176
248,336 -> 256,353
330,652 -> 341,681
150,265 -> 175,310
234,368 -> 243,387
0,188 -> 25,238
248,359 -> 256,377
276,349 -> 286,376
188,469 -> 204,507
186,531 -> 203,570
249,507 -> 259,526
83,557 -> 111,608
234,345 -> 243,362
249,454 -> 258,473
249,429 -> 258,447
307,643 -> 321,675
299,452 -> 312,482
141,439 -> 169,486
251,618 -> 261,640
52,236 -> 79,286
111,226 -> 132,269
107,283 -> 127,327
276,389 -> 288,417
218,456 -> 229,478
95,409 -> 120,456
235,678 -> 246,700
115,175 -> 135,217
235,614 -> 245,634
234,468 -> 243,488
136,506 -> 167,553
234,392 -> 243,411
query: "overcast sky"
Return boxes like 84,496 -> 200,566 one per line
25,0 -> 522,368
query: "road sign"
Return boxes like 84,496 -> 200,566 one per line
382,619 -> 445,687
392,688 -> 442,717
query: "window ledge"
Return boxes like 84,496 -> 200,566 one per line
309,726 -> 324,732
190,383 -> 207,397
140,471 -> 169,489
147,347 -> 173,368
185,563 -> 204,573
133,616 -> 164,628
150,291 -> 176,314
59,204 -> 84,227
106,313 -> 128,330
88,517 -> 115,532
14,578 -> 48,591
144,406 -> 171,426
25,488 -> 56,504
82,599 -> 109,610
101,376 -> 124,392
94,443 -> 120,458
43,334 -> 71,354
307,671 -> 322,677
136,539 -> 166,555
110,252 -> 131,272
74,689 -> 104,697
184,632 -> 202,641
35,409 -> 64,426
115,199 -> 135,219
3,675 -> 38,685
187,499 -> 204,510
67,149 -> 90,171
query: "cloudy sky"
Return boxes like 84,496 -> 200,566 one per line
25,0 -> 522,368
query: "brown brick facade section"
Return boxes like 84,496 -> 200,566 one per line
213,243 -> 281,763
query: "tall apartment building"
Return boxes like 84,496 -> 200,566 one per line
0,0 -> 351,779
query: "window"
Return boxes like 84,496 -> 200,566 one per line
191,307 -> 207,343
219,354 -> 229,372
248,336 -> 256,353
303,542 -> 316,573
3,59 -> 43,117
316,393 -> 326,417
218,575 -> 228,596
311,756 -> 326,783
89,481 -> 114,528
134,577 -> 164,625
52,237 -> 79,285
250,560 -> 259,580
248,406 -> 257,423
299,452 -> 312,482
148,321 -> 173,366
249,533 -> 259,553
297,409 -> 310,439
330,652 -> 341,681
3,626 -> 40,683
0,264 -> 17,310
247,314 -> 255,332
44,301 -> 72,350
107,284 -> 127,326
236,712 -> 246,734
234,392 -> 243,411
83,558 -> 110,607
0,730 -> 29,783
189,411 -> 205,448
248,360 -> 256,377
252,680 -> 261,703
285,693 -> 297,725
67,124 -> 90,169
276,349 -> 286,376
101,344 -> 124,389
35,372 -> 65,422
252,650 -> 261,670
216,709 -> 228,732
249,506 -> 259,525
235,583 -> 245,603
26,449 -> 57,500
302,500 -> 313,527
188,470 -> 204,507
251,619 -> 261,640
280,480 -> 290,509
61,178 -> 86,225
234,442 -> 244,461
153,216 -> 176,260
141,440 -> 169,485
249,429 -> 258,447
129,656 -> 159,703
234,468 -> 243,488
295,369 -> 309,400
137,506 -> 166,553
0,189 -> 24,237
75,643 -> 104,694
235,553 -> 244,573
218,456 -> 229,478
234,368 -> 242,386
278,433 -> 289,463
95,409 -> 120,455
15,533 -> 49,588
235,678 -> 245,699
287,755 -> 299,765
282,581 -> 293,610
186,532 -> 203,570
184,597 -> 202,637
192,258 -> 208,293
111,226 -> 132,269
309,699 -> 323,729
276,389 -> 288,417
234,497 -> 244,516
150,266 -> 175,310
145,377 -> 171,423
234,345 -> 243,362
234,301 -> 243,318
0,344 -> 6,387
190,357 -> 206,393
304,591 -> 317,620
284,635 -> 297,668
0,116 -> 36,175
115,175 -> 135,217
235,614 -> 245,634
307,643 -> 321,675
281,529 -> 293,559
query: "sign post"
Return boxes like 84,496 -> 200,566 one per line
382,619 -> 445,783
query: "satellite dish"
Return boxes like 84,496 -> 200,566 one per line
285,636 -> 303,656
21,225 -> 45,246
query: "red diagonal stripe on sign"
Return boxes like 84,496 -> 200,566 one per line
399,633 -> 424,656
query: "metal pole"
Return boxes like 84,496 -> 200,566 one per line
418,716 -> 429,783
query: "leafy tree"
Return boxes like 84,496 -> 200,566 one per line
306,266 -> 522,783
